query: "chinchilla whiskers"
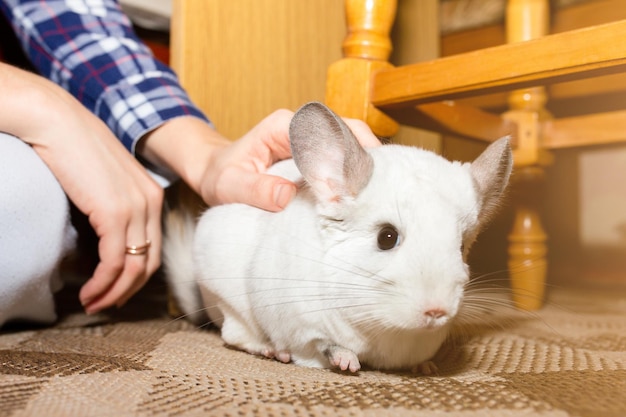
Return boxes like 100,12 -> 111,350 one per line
164,305 -> 218,328
450,297 -> 519,343
467,256 -> 544,284
173,299 -> 387,332
286,301 -> 389,323
353,309 -> 408,330
346,306 -> 449,345
269,224 -> 391,283
458,295 -> 516,324
192,276 -> 395,307
210,238 -> 395,287
171,276 -> 395,317
459,285 -> 564,337
461,279 -> 545,317
236,288 -> 391,317
466,250 -> 570,303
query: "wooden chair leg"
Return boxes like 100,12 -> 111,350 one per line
325,0 -> 398,138
508,167 -> 548,310
504,0 -> 551,310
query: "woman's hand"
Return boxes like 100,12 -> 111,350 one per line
194,109 -> 297,211
1,64 -> 163,314
139,109 -> 381,212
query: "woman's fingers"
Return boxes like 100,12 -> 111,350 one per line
80,177 -> 163,314
78,223 -> 127,309
116,196 -> 163,308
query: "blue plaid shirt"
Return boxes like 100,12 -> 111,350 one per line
0,0 -> 209,159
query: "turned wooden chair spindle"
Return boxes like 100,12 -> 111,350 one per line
503,0 -> 550,310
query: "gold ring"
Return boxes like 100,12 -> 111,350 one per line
125,240 -> 151,255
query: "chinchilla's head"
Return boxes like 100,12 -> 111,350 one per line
289,102 -> 512,333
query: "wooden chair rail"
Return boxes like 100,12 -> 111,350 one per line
390,102 -> 518,144
543,110 -> 626,149
371,19 -> 626,109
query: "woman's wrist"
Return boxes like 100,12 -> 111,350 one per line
136,116 -> 227,195
1,64 -> 77,144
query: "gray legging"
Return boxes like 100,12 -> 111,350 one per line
0,132 -> 77,327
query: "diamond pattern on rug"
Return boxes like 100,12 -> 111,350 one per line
0,350 -> 150,377
0,378 -> 49,416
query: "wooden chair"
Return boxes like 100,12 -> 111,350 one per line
326,0 -> 626,310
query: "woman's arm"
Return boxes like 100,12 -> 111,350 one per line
0,0 -> 301,212
0,0 -> 206,154
0,61 -> 164,314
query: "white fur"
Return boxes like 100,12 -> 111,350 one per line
164,102 -> 512,372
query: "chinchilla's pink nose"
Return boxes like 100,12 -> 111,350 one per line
424,308 -> 447,319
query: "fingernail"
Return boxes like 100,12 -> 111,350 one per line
80,296 -> 94,308
84,303 -> 100,315
273,183 -> 296,209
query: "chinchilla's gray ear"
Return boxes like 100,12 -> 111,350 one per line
289,102 -> 374,204
470,136 -> 513,221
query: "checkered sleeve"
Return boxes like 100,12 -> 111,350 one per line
0,0 -> 210,156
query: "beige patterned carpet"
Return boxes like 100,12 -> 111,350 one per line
1,278 -> 625,417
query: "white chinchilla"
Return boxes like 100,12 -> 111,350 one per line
164,102 -> 512,373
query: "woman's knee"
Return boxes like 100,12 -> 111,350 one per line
0,133 -> 77,325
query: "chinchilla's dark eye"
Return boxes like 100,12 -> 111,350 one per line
377,225 -> 400,250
